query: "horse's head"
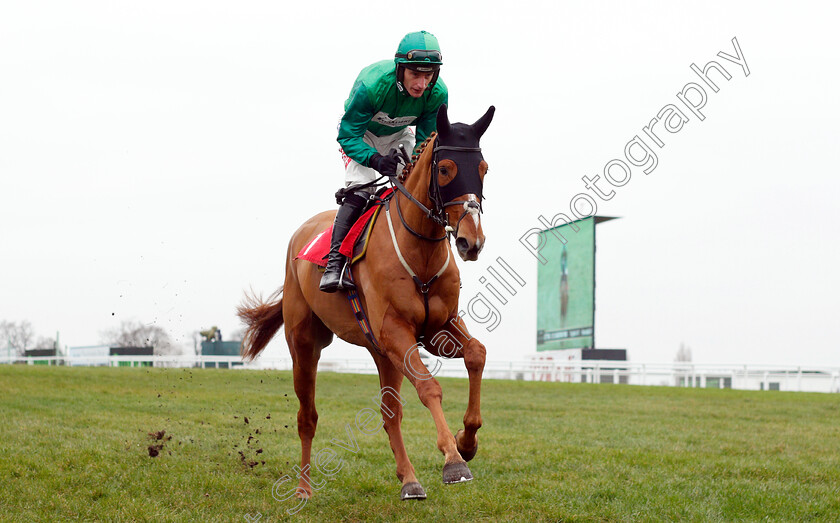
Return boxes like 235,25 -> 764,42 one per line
433,104 -> 495,261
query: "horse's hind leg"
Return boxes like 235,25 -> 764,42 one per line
372,353 -> 426,500
285,284 -> 333,498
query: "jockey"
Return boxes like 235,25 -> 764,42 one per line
320,30 -> 449,293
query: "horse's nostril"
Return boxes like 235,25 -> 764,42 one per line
455,237 -> 469,252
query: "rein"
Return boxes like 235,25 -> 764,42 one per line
343,192 -> 452,348
347,139 -> 484,347
389,142 -> 484,242
390,175 -> 448,241
382,141 -> 482,342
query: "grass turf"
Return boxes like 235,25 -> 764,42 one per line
1,365 -> 839,521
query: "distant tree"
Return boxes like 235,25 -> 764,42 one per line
675,342 -> 692,363
1,320 -> 35,358
190,330 -> 202,357
101,320 -> 180,356
35,336 -> 57,350
230,327 -> 246,342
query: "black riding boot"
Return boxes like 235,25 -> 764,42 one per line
319,191 -> 368,293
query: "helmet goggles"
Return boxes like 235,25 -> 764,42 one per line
396,49 -> 443,64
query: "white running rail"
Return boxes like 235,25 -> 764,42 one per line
2,355 -> 838,393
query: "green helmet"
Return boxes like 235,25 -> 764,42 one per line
394,31 -> 442,92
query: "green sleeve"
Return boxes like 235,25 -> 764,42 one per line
415,90 -> 449,152
337,84 -> 379,167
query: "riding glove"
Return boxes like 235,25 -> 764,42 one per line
369,149 -> 402,177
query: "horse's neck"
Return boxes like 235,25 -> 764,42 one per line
393,138 -> 448,258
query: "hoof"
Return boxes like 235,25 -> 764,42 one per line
442,461 -> 473,484
455,429 -> 478,462
400,481 -> 427,500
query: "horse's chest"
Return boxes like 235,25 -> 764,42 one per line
389,289 -> 454,330
425,294 -> 453,327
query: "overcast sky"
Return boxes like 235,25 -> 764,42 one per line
2,1 -> 838,366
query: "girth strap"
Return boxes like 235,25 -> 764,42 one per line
340,192 -> 453,353
344,266 -> 384,356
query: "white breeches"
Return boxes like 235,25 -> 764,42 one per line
340,127 -> 415,194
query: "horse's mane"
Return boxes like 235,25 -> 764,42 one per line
399,132 -> 437,182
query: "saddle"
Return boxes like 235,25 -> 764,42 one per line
296,188 -> 395,268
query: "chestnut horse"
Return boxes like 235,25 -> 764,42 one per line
238,105 -> 494,501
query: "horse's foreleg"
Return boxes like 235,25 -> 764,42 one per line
379,312 -> 472,484
436,315 -> 486,462
372,353 -> 427,500
456,336 -> 486,462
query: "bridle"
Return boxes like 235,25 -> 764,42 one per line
390,141 -> 485,242
349,106 -> 493,345
380,140 -> 484,344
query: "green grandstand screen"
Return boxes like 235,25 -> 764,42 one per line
536,217 -> 595,351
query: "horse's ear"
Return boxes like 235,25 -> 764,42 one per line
436,104 -> 451,139
472,105 -> 495,140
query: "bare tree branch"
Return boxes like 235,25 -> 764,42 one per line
35,336 -> 57,350
101,320 -> 180,356
675,342 -> 692,363
1,320 -> 35,357
230,327 -> 246,342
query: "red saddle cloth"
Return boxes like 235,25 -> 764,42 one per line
296,188 -> 393,267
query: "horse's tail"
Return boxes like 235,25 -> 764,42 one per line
237,287 -> 284,361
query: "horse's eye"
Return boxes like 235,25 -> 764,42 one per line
439,166 -> 448,176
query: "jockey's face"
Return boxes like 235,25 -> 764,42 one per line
403,68 -> 435,98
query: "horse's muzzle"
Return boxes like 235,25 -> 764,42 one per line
456,235 -> 483,261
